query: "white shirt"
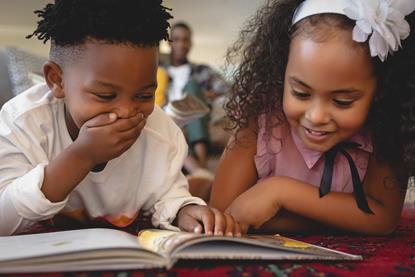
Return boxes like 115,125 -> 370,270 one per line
0,83 -> 205,235
167,64 -> 191,101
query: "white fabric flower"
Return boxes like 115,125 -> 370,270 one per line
344,0 -> 415,61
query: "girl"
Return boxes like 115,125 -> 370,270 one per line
210,0 -> 415,235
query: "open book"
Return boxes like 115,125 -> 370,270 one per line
164,93 -> 210,127
0,228 -> 361,273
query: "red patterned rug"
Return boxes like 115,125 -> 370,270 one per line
7,205 -> 415,276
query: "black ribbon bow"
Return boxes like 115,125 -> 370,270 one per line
319,141 -> 374,214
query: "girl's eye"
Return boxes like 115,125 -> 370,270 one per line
292,90 -> 310,99
333,99 -> 354,107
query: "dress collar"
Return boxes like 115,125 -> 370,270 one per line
290,127 -> 373,169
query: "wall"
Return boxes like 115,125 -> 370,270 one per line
0,0 -> 50,58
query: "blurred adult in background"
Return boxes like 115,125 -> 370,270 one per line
160,21 -> 230,183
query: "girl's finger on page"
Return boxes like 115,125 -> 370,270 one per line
200,207 -> 214,235
211,208 -> 225,236
232,217 -> 242,237
240,223 -> 250,234
223,213 -> 235,237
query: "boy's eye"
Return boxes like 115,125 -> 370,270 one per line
136,93 -> 154,101
95,93 -> 116,100
291,90 -> 310,99
333,99 -> 354,107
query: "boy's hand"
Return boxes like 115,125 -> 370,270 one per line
74,112 -> 146,165
176,205 -> 241,237
226,180 -> 282,233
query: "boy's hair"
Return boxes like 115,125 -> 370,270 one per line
27,0 -> 172,65
225,0 -> 415,173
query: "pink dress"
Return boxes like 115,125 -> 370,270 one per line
254,116 -> 373,193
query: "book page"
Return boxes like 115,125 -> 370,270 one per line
175,241 -> 326,260
138,229 -> 197,257
137,229 -> 361,261
0,228 -> 153,262
175,236 -> 361,260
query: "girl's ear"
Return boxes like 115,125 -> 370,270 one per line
43,61 -> 64,98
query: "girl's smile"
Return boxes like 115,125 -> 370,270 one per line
302,126 -> 334,143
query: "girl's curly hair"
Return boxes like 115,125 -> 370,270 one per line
225,0 -> 415,174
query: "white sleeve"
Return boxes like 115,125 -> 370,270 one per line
150,128 -> 206,231
0,135 -> 68,235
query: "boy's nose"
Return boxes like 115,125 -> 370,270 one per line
114,105 -> 138,119
304,102 -> 330,125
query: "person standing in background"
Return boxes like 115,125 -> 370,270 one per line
161,21 -> 230,182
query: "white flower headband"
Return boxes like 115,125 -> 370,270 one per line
292,0 -> 415,62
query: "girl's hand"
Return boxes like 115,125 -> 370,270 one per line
225,179 -> 282,233
73,112 -> 146,165
176,205 -> 242,237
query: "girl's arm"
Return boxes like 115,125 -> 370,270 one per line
209,127 -> 258,211
210,126 -> 339,234
261,155 -> 407,235
280,156 -> 408,234
258,210 -> 326,234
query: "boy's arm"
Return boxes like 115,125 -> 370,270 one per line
40,113 -> 114,202
149,118 -> 241,236
0,116 -> 100,235
0,112 -> 144,235
150,127 -> 205,231
41,144 -> 95,202
42,112 -> 145,202
0,135 -> 70,235
0,142 -> 93,235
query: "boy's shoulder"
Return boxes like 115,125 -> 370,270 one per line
144,105 -> 184,142
1,83 -> 55,123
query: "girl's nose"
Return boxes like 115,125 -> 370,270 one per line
304,101 -> 330,125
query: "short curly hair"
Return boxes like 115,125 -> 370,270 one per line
27,0 -> 172,64
225,0 -> 415,174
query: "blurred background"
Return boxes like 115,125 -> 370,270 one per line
0,0 -> 267,69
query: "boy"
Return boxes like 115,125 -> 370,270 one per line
0,0 -> 240,236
